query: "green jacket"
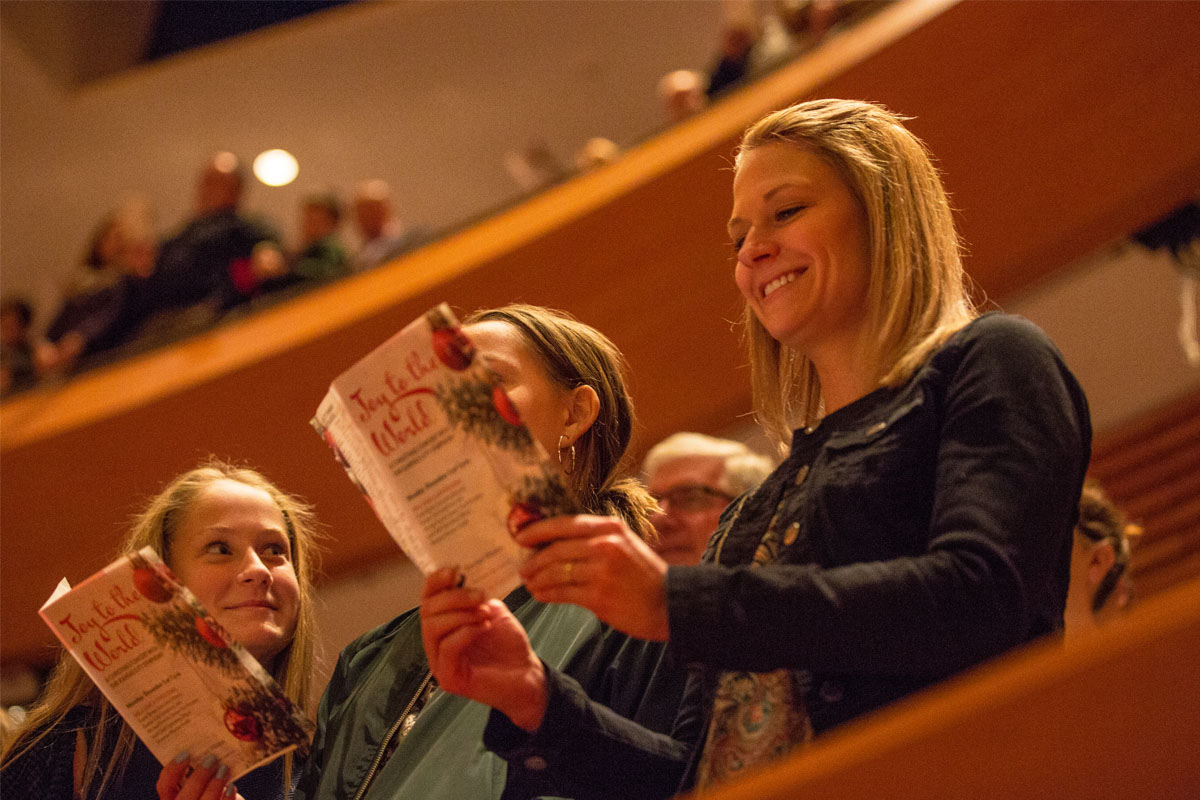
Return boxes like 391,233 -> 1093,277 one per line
295,587 -> 682,800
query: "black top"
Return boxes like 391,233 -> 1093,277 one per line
146,208 -> 280,312
1,705 -> 292,800
486,313 -> 1092,798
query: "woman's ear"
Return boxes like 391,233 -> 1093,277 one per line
562,384 -> 600,445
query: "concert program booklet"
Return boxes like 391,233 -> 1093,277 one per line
311,302 -> 579,599
38,548 -> 313,779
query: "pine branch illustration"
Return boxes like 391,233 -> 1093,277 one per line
140,607 -> 241,673
224,683 -> 311,754
434,378 -> 537,455
514,471 -> 576,517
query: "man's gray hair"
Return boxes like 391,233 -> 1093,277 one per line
642,432 -> 774,496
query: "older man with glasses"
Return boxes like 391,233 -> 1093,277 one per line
643,432 -> 774,566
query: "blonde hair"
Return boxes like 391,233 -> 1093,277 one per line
735,98 -> 977,446
465,304 -> 658,539
1,459 -> 321,796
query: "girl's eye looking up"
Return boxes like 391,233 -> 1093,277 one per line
263,542 -> 290,558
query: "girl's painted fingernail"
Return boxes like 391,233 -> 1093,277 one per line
173,750 -> 190,764
224,783 -> 238,797
200,754 -> 217,769
216,764 -> 229,781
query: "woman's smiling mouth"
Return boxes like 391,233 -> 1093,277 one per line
763,269 -> 804,298
227,599 -> 277,610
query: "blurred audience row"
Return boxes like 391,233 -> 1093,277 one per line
658,0 -> 886,124
1,156 -> 428,397
507,0 -> 884,190
2,0 -> 884,398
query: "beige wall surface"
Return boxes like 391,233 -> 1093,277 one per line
1006,243 -> 1200,436
1,1 -> 723,327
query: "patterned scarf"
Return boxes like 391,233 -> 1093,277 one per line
694,500 -> 813,791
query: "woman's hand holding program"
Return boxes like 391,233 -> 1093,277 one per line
420,569 -> 549,731
516,515 -> 670,642
156,753 -> 242,800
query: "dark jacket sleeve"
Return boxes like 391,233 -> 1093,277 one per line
667,315 -> 1090,679
293,630 -> 359,800
486,663 -> 699,800
293,612 -> 419,800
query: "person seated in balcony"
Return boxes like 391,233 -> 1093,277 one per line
0,459 -> 321,800
420,99 -> 1092,799
37,200 -> 158,375
1,296 -> 39,396
657,69 -> 709,123
137,152 -> 281,337
574,137 -> 622,173
288,192 -> 350,284
502,141 -> 572,194
705,13 -> 758,99
1064,480 -> 1143,637
237,191 -> 352,305
296,304 -> 686,800
773,0 -> 865,56
643,432 -> 774,567
704,0 -> 794,100
351,180 -> 427,272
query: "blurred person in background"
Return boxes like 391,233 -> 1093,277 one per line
243,191 -> 351,302
657,69 -> 708,123
351,180 -> 427,271
574,137 -> 622,172
37,199 -> 158,375
142,152 -> 281,327
291,192 -> 350,283
1064,480 -> 1142,637
705,10 -> 758,99
773,0 -> 859,55
502,142 -> 570,194
1,297 -> 39,395
643,432 -> 774,566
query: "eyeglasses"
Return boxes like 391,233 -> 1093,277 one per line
652,484 -> 733,513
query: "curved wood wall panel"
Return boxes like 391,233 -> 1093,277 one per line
3,0 -> 1200,668
1089,390 -> 1200,601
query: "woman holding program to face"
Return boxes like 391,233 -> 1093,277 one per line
421,98 -> 1092,797
295,305 -> 685,800
1,460 -> 320,800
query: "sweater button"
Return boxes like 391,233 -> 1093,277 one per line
523,755 -> 549,771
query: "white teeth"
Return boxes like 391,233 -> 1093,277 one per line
763,271 -> 798,298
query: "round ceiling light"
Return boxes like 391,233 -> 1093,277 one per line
253,149 -> 299,187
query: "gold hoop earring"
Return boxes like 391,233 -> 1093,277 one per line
557,434 -> 576,476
